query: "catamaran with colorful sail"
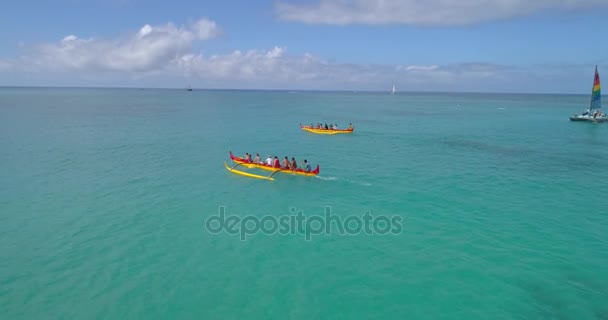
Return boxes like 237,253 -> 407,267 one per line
570,66 -> 607,122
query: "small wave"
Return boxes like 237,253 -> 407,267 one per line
316,176 -> 338,181
315,176 -> 372,186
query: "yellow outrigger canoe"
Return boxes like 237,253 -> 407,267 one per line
224,162 -> 281,181
225,152 -> 321,181
300,124 -> 354,135
230,152 -> 319,174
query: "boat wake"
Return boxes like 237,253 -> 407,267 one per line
315,176 -> 338,181
315,176 -> 372,186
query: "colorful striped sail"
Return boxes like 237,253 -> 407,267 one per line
590,65 -> 601,110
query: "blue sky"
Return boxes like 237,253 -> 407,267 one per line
1,0 -> 607,93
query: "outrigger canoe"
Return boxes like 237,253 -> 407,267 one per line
226,151 -> 320,180
300,124 -> 354,135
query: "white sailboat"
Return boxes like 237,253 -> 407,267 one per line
391,83 -> 396,95
570,66 -> 606,122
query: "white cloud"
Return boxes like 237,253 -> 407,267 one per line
276,0 -> 607,25
170,47 -> 515,90
28,18 -> 219,73
192,19 -> 219,39
62,35 -> 78,42
399,65 -> 439,72
392,63 -> 509,87
174,46 -> 324,83
1,17 -> 596,92
7,22 -> 516,90
0,59 -> 12,71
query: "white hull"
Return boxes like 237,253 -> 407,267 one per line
570,114 -> 608,122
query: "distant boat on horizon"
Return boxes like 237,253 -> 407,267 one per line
391,83 -> 396,95
187,84 -> 193,91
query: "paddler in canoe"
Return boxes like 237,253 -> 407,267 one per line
290,157 -> 298,171
302,159 -> 311,172
244,153 -> 253,163
282,156 -> 291,169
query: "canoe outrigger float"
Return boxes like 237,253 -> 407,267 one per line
226,151 -> 320,180
224,162 -> 281,180
300,124 -> 354,135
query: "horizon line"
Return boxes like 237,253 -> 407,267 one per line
0,85 -> 596,96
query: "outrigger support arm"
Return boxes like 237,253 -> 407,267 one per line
224,162 -> 275,181
268,169 -> 282,179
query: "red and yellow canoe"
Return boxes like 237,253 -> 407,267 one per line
227,152 -> 320,180
300,124 -> 354,135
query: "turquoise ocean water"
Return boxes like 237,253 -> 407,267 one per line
1,88 -> 607,318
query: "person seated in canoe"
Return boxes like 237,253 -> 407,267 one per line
348,123 -> 353,130
291,157 -> 298,171
273,156 -> 280,168
324,123 -> 329,130
265,155 -> 273,166
243,153 -> 251,163
302,159 -> 311,172
282,156 -> 291,169
253,153 -> 261,164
